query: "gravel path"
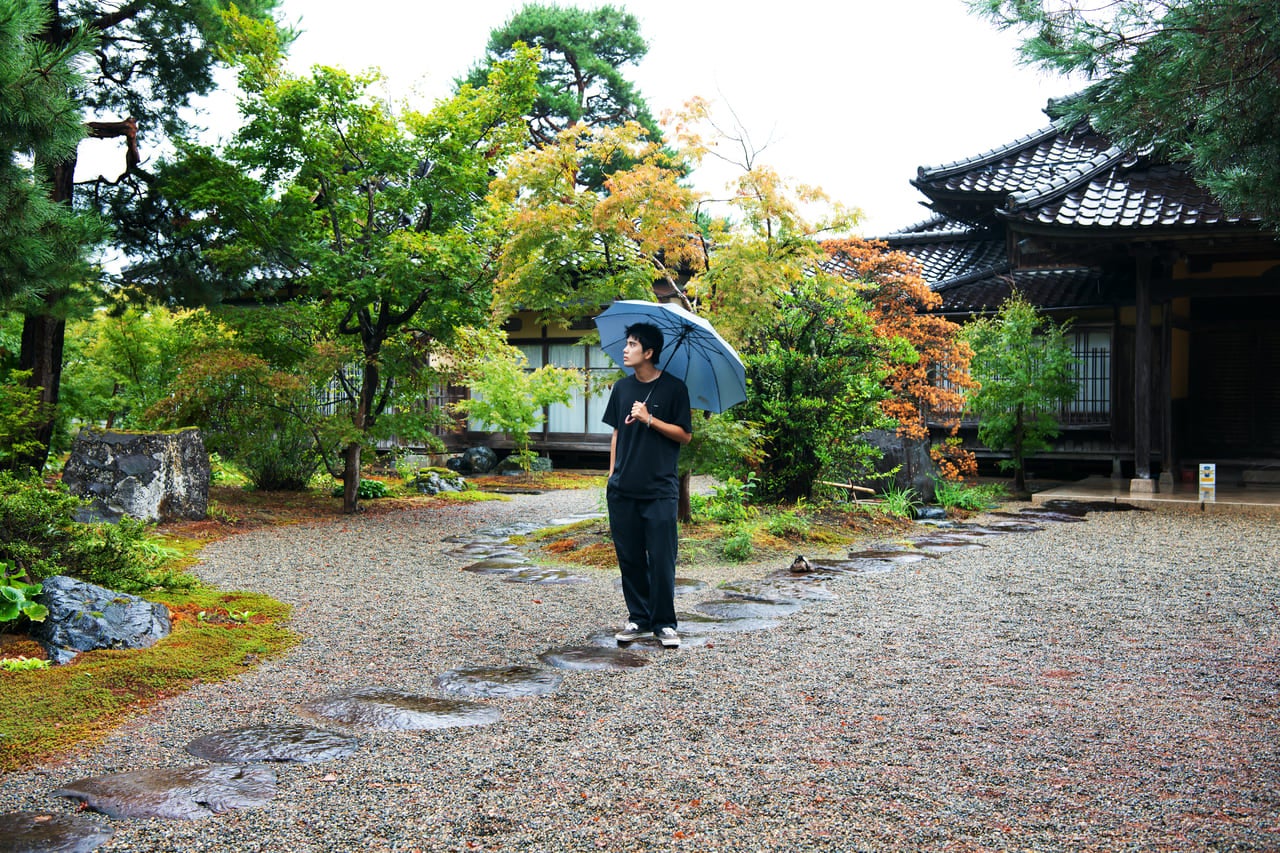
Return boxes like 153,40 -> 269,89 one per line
3,493 -> 1279,852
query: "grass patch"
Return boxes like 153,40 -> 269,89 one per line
0,585 -> 296,773
530,501 -> 901,570
434,490 -> 509,503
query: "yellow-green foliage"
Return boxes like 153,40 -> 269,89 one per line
0,587 -> 296,772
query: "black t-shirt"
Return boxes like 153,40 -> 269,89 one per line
603,372 -> 693,500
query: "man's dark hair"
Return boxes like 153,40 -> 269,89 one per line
625,322 -> 664,365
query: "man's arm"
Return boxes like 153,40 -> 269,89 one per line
609,429 -> 618,475
646,413 -> 692,445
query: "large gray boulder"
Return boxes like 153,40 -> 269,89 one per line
62,428 -> 209,522
861,429 -> 939,503
447,446 -> 498,475
30,576 -> 171,665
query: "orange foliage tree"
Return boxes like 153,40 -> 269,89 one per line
823,238 -> 977,480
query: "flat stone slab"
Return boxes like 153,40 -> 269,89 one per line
694,598 -> 803,619
582,629 -> 712,649
184,724 -> 359,764
462,558 -> 529,575
720,577 -> 837,602
447,545 -> 524,560
299,688 -> 501,731
846,548 -> 933,563
613,577 -> 708,596
675,611 -> 780,633
52,765 -> 276,820
503,567 -> 587,584
435,665 -> 564,698
907,535 -> 988,555
0,811 -> 114,852
538,646 -> 650,670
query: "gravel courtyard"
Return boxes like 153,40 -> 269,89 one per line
2,492 -> 1278,852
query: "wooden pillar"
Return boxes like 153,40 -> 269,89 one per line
1131,251 -> 1154,491
1159,299 -> 1175,488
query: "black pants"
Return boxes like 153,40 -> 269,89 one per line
607,492 -> 678,631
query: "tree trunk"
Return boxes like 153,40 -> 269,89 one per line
14,304 -> 66,474
341,442 -> 362,514
1011,412 -> 1029,498
678,471 -> 692,524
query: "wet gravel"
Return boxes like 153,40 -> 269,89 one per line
3,492 -> 1280,851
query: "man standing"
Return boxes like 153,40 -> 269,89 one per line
603,322 -> 692,649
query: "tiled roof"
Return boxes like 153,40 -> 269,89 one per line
913,121 -> 1118,198
1001,162 -> 1258,230
912,117 -> 1262,232
891,234 -> 1008,287
936,268 -> 1102,314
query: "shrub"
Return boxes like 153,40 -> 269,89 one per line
934,479 -> 1007,511
691,474 -> 759,524
764,508 -> 811,539
0,472 -> 191,593
719,524 -> 755,562
331,478 -> 390,500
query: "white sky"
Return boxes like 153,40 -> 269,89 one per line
76,1 -> 1076,238
275,0 -> 1078,236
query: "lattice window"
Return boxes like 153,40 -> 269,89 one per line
1061,328 -> 1111,425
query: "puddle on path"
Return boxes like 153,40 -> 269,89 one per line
538,646 -> 651,670
300,688 -> 501,731
435,665 -> 564,698
53,765 -> 276,820
184,724 -> 359,764
0,810 -> 114,852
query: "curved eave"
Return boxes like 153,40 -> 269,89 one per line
915,123 -> 1066,183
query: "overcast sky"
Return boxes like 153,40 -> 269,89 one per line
189,1 -> 1078,236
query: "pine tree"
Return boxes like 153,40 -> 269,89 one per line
973,0 -> 1280,227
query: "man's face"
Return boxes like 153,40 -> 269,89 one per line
622,335 -> 652,368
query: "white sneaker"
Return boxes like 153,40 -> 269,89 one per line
656,627 -> 681,648
615,622 -> 650,642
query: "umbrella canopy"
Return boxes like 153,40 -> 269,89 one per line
594,300 -> 747,413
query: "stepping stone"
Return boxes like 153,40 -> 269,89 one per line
809,558 -> 895,574
967,519 -> 1044,533
846,548 -> 933,563
446,544 -> 524,560
613,577 -> 708,596
720,577 -> 837,602
300,688 -> 500,731
185,724 -> 359,764
53,765 -> 276,820
0,810 -> 114,852
584,629 -> 713,650
462,557 -> 529,574
478,522 -> 545,538
675,611 -> 780,633
538,646 -> 650,670
907,535 -> 988,554
435,665 -> 564,698
503,567 -> 587,584
695,598 -> 803,619
442,533 -> 513,545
